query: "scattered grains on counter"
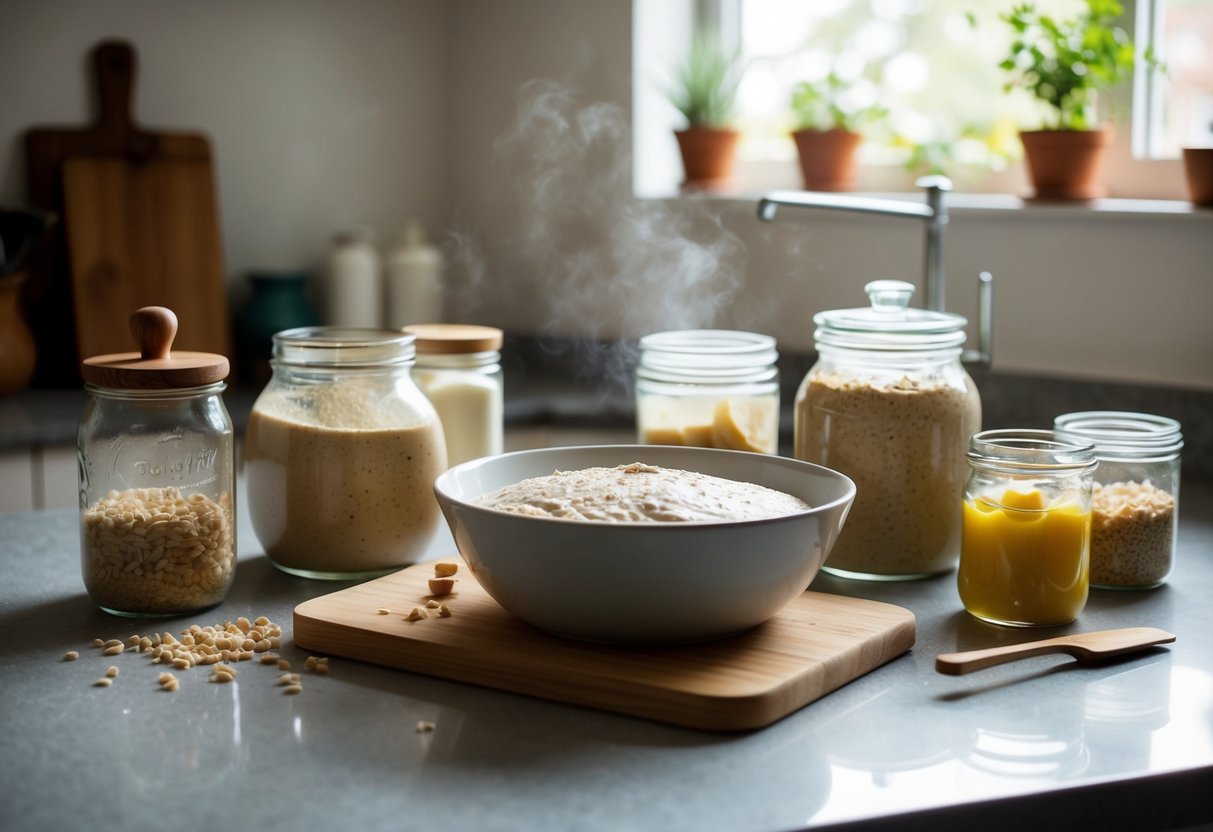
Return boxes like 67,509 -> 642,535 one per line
277,659 -> 291,671
92,638 -> 104,648
93,678 -> 112,688
259,654 -> 280,665
404,607 -> 428,622
1091,481 -> 1176,588
428,577 -> 456,597
437,604 -> 452,619
105,666 -> 120,678
433,562 -> 459,578
81,487 -> 235,615
377,608 -> 392,615
425,599 -> 441,610
282,684 -> 303,696
62,651 -> 79,662
416,721 -> 435,733
276,673 -> 302,686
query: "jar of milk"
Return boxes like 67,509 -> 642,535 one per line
245,328 -> 447,580
795,280 -> 981,580
403,324 -> 504,468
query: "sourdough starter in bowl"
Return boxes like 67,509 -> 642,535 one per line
476,462 -> 810,522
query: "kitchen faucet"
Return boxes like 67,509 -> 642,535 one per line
757,175 -> 993,366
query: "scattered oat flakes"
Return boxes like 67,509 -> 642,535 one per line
433,562 -> 458,578
105,666 -> 120,678
377,608 -> 392,615
283,684 -> 303,696
93,678 -> 112,688
428,577 -> 456,597
62,651 -> 79,662
405,607 -> 428,622
437,604 -> 452,619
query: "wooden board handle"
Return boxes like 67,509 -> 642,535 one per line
92,40 -> 154,160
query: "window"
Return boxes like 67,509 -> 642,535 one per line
634,0 -> 1213,198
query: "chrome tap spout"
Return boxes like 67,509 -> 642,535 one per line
757,175 -> 992,365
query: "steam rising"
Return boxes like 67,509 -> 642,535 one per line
448,78 -> 753,388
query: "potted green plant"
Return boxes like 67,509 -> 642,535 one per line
668,34 -> 742,189
789,72 -> 886,191
999,0 -> 1140,200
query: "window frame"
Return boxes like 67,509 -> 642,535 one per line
665,0 -> 1191,201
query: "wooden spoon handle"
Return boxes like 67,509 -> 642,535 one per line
935,638 -> 1074,676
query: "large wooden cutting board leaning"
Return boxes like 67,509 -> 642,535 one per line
23,40 -> 230,378
295,561 -> 916,732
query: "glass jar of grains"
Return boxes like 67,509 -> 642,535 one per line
78,307 -> 235,617
1053,411 -> 1182,589
403,323 -> 504,468
244,328 -> 447,580
636,330 -> 780,454
795,280 -> 982,580
959,429 -> 1098,627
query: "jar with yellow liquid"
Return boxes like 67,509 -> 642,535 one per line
959,429 -> 1098,627
635,330 -> 779,454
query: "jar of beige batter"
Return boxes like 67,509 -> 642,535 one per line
245,328 -> 447,579
795,280 -> 981,580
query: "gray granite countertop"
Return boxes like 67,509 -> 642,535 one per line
1,478 -> 1211,832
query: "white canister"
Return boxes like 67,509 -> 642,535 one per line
404,324 -> 504,468
386,221 -> 444,329
324,229 -> 381,328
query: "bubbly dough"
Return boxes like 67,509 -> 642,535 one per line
474,463 -> 810,523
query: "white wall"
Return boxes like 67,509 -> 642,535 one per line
2,0 -> 1210,391
0,0 -> 449,287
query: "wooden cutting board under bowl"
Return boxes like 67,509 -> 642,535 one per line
294,560 -> 916,732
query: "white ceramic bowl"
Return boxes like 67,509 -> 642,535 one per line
433,445 -> 855,644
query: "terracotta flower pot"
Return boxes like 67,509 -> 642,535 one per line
674,127 -> 740,188
1019,128 -> 1112,201
1181,148 -> 1213,207
792,129 -> 862,192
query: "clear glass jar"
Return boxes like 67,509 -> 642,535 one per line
959,429 -> 1098,627
78,307 -> 235,617
245,328 -> 447,580
404,324 -> 504,468
1053,411 -> 1182,590
636,330 -> 779,454
795,280 -> 982,580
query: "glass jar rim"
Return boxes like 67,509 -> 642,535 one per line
272,327 -> 416,368
968,429 -> 1098,473
1053,411 -> 1184,459
637,329 -> 778,383
85,381 -> 228,400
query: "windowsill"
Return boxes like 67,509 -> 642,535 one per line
640,184 -> 1213,220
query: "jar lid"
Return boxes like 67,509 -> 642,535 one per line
814,280 -> 968,351
401,324 -> 503,354
81,307 -> 229,389
1054,411 -> 1183,460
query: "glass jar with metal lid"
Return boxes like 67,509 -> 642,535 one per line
959,429 -> 1098,627
635,330 -> 780,454
1053,411 -> 1182,590
244,327 -> 446,580
403,324 -> 504,468
78,306 -> 235,617
795,280 -> 982,580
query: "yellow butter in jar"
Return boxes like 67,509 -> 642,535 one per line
245,328 -> 447,580
959,430 -> 1097,627
636,330 -> 780,454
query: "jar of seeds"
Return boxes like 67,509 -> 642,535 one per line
794,280 -> 982,580
78,307 -> 236,617
1053,411 -> 1182,589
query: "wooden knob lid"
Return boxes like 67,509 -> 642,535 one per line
81,306 -> 230,389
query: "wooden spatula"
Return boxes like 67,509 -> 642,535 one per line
935,627 -> 1176,675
